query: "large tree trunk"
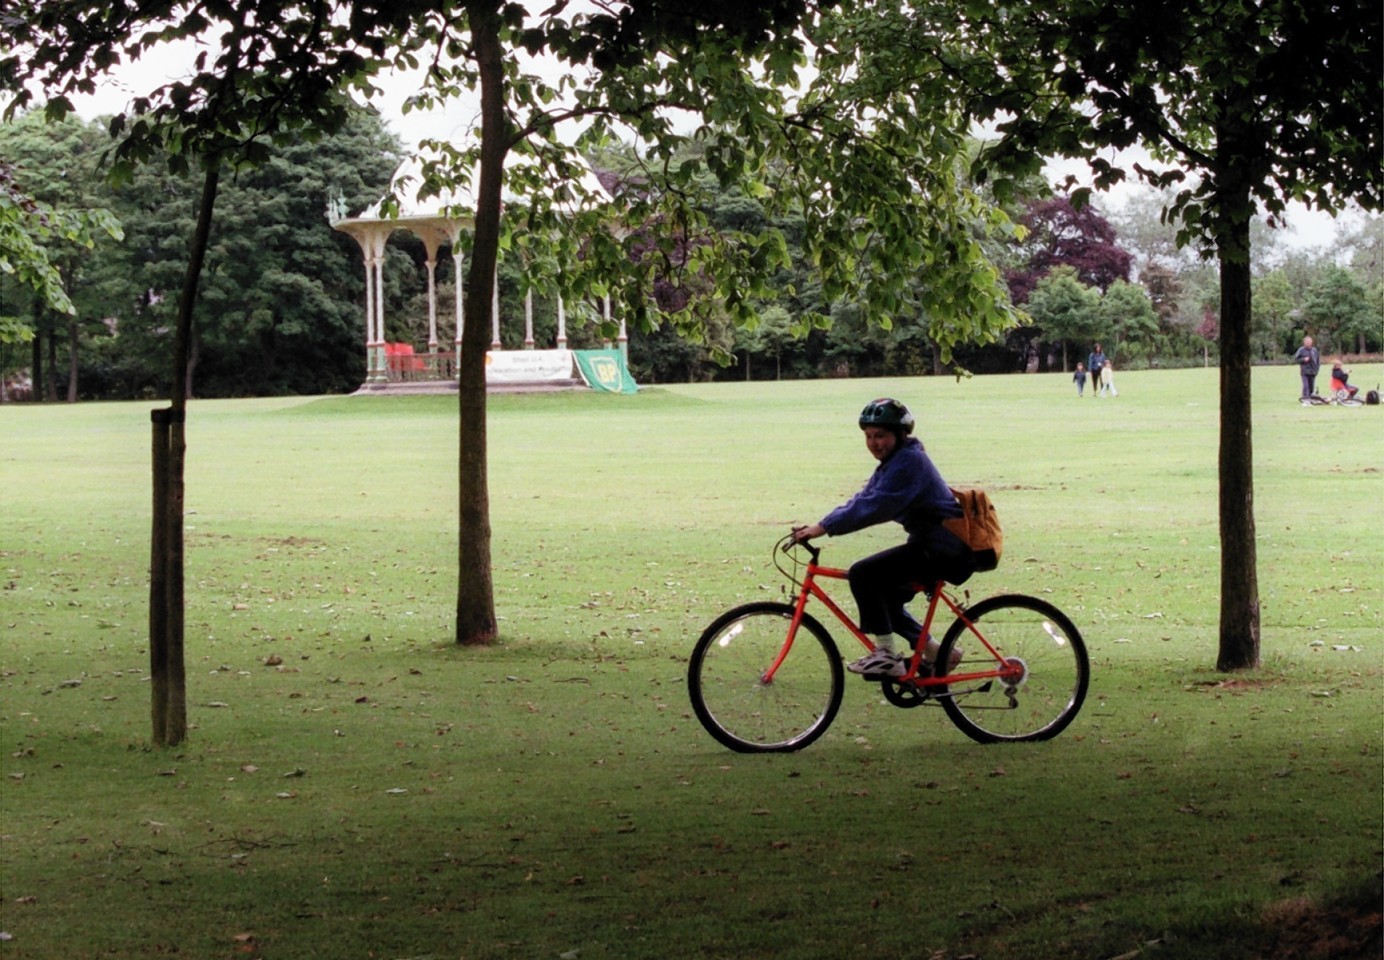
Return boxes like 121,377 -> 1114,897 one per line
454,4 -> 504,646
186,327 -> 199,399
44,329 -> 57,401
1215,190 -> 1261,671
66,314 -> 78,402
30,333 -> 42,402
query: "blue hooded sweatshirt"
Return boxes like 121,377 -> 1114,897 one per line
820,437 -> 960,541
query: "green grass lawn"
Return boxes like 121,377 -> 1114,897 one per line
2,366 -> 1381,960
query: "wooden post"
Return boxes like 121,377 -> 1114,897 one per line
149,409 -> 170,745
149,406 -> 188,745
164,410 -> 187,744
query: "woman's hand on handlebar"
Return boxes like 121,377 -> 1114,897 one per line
791,523 -> 825,543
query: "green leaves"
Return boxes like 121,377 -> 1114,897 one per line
4,1 -> 426,181
0,146 -> 123,322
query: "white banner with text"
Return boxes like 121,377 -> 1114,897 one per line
484,349 -> 574,384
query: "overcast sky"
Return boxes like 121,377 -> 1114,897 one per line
51,40 -> 1365,254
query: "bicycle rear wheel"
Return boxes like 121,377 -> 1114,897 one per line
688,602 -> 844,753
936,594 -> 1089,743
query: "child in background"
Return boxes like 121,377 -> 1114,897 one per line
1101,361 -> 1118,397
1331,360 -> 1359,399
1073,363 -> 1087,397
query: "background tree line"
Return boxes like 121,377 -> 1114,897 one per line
1,107 -> 1378,401
0,106 -> 400,400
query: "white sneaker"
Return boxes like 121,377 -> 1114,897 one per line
919,635 -> 962,668
847,648 -> 906,678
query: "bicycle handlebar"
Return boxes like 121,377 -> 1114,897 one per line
779,532 -> 821,564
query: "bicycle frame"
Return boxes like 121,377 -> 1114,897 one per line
770,545 -> 1020,689
689,536 -> 1090,750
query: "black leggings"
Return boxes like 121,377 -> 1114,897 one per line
847,533 -> 972,642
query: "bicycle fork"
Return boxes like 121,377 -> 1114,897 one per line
761,569 -> 857,684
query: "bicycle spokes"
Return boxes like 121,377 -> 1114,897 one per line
936,595 -> 1089,743
687,603 -> 844,753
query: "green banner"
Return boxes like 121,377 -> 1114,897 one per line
573,349 -> 638,394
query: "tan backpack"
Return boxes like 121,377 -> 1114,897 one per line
942,488 -> 1003,571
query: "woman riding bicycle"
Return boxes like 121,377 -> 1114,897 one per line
791,398 -> 975,679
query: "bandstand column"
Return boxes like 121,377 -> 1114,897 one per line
362,248 -> 377,380
371,235 -> 388,382
524,289 -> 535,349
491,276 -> 502,350
426,251 -> 439,353
557,298 -> 567,348
454,246 -> 464,369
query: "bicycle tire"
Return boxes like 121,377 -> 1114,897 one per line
687,602 -> 844,753
935,594 -> 1089,743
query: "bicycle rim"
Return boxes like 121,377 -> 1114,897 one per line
688,602 -> 843,753
937,594 -> 1089,743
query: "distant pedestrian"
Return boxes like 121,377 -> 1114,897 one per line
1073,363 -> 1087,397
1292,336 -> 1320,400
1100,361 -> 1118,397
1088,343 -> 1108,396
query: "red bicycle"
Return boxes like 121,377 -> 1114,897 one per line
688,535 -> 1090,752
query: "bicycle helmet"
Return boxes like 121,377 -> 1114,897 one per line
858,397 -> 915,434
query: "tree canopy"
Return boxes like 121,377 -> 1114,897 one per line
1006,197 -> 1131,304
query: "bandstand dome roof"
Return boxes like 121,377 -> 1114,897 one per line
344,138 -> 611,226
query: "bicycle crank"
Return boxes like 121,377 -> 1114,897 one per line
880,676 -> 943,708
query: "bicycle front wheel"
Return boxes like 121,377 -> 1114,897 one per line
936,594 -> 1089,743
687,602 -> 844,753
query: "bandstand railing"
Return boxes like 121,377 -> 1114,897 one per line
384,350 -> 457,383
